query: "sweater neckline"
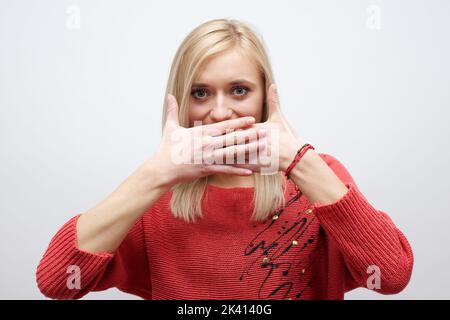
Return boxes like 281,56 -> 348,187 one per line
203,183 -> 255,211
202,179 -> 294,212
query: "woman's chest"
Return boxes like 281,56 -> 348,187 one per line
146,198 -> 323,299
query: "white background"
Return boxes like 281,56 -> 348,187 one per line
1,0 -> 449,299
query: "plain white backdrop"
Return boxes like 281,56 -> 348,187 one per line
1,0 -> 449,299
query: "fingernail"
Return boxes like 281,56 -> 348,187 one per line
247,117 -> 255,124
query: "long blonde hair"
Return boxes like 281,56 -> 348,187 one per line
162,19 -> 287,223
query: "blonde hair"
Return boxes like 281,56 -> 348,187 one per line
162,18 -> 286,223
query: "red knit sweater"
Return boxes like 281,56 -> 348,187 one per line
36,153 -> 413,300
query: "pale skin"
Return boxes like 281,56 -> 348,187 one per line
76,47 -> 348,254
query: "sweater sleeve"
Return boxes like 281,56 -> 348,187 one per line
312,153 -> 414,295
36,214 -> 152,299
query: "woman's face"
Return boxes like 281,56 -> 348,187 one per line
188,48 -> 265,127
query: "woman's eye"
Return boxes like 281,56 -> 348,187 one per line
191,86 -> 250,100
191,88 -> 208,100
232,86 -> 249,97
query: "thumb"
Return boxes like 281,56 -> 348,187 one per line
267,83 -> 281,119
165,94 -> 180,129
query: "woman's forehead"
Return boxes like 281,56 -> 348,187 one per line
194,49 -> 260,85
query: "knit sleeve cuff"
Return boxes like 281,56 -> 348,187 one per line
36,214 -> 114,299
309,182 -> 413,290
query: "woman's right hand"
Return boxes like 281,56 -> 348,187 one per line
150,94 -> 268,188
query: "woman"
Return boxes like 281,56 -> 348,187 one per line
36,19 -> 413,300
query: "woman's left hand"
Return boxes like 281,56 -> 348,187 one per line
235,83 -> 307,174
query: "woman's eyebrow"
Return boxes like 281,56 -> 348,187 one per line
192,79 -> 257,87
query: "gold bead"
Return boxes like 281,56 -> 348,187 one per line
292,240 -> 298,246
301,268 -> 306,274
305,208 -> 312,214
262,257 -> 269,265
272,215 -> 279,220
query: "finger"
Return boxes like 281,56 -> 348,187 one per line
209,127 -> 267,150
267,83 -> 281,119
206,165 -> 253,176
165,94 -> 180,128
203,116 -> 255,137
224,138 -> 266,164
241,137 -> 265,164
206,137 -> 267,164
232,163 -> 260,172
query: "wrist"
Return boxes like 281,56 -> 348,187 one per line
288,150 -> 349,204
288,149 -> 318,180
280,139 -> 304,172
138,157 -> 174,193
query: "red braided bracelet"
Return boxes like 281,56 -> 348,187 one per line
284,143 -> 315,179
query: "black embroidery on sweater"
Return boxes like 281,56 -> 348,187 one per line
296,279 -> 313,299
239,192 -> 318,299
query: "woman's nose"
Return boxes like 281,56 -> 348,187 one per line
209,95 -> 233,122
